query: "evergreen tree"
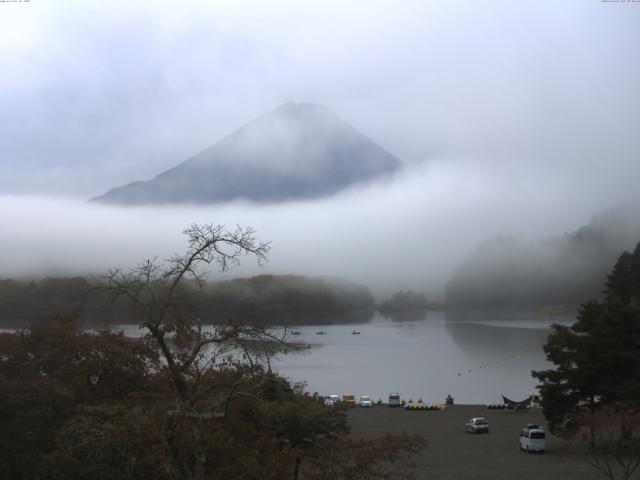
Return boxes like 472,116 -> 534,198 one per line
532,242 -> 640,434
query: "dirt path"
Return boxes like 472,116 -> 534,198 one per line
348,405 -> 610,480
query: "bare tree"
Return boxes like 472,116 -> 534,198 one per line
43,223 -> 427,480
574,406 -> 640,480
97,223 -> 281,404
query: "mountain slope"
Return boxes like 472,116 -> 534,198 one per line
90,102 -> 401,205
446,203 -> 640,309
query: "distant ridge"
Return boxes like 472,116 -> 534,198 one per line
446,202 -> 640,309
90,102 -> 402,205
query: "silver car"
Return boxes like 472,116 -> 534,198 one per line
465,417 -> 489,434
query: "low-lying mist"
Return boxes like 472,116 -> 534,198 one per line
1,158 -> 637,301
447,201 -> 640,310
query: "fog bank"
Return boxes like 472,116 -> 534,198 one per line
1,159 -> 634,300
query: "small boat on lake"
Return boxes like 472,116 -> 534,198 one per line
316,330 -> 327,335
351,330 -> 360,335
289,329 -> 302,335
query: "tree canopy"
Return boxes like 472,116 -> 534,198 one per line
0,224 -> 424,479
532,242 -> 640,434
0,274 -> 375,329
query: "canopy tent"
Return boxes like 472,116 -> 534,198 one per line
502,395 -> 533,411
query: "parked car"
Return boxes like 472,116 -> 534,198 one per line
520,424 -> 546,453
324,394 -> 341,406
388,393 -> 401,407
465,417 -> 489,434
360,395 -> 373,407
342,393 -> 356,407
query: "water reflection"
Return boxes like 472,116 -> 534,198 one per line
100,310 -> 575,404
378,308 -> 427,322
273,311 -> 573,404
444,321 -> 549,357
446,309 -> 575,329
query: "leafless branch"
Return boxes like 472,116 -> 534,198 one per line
94,223 -> 277,403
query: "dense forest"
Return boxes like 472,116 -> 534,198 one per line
0,223 -> 424,479
0,317 -> 423,480
446,203 -> 640,310
532,241 -> 640,435
0,274 -> 375,328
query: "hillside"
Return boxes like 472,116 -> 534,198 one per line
446,203 -> 640,309
90,102 -> 401,205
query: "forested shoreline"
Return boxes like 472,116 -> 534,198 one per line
0,274 -> 375,328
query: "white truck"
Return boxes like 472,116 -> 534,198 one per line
519,424 -> 546,453
388,393 -> 401,407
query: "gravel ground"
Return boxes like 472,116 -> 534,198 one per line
347,405 -> 611,480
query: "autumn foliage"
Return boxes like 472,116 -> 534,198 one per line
0,224 -> 424,479
0,319 -> 423,480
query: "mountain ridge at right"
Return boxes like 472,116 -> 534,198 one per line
446,202 -> 640,310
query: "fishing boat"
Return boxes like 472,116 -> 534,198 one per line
316,330 -> 327,335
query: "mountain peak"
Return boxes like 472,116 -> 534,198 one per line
276,100 -> 322,110
90,103 -> 401,205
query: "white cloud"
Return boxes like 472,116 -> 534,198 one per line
1,0 -> 639,196
0,157 -> 623,298
0,1 -> 639,298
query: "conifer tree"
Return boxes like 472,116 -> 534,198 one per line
533,242 -> 640,434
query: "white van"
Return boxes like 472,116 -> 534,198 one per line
519,424 -> 546,453
388,393 -> 401,407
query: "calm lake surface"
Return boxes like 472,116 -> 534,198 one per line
273,310 -> 575,404
45,309 -> 575,405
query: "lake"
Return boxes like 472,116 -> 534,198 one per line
272,310 -> 575,404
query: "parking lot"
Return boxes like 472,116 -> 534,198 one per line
348,405 -> 608,480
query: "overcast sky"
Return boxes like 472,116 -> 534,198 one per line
1,0 -> 639,197
1,1 -> 639,296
